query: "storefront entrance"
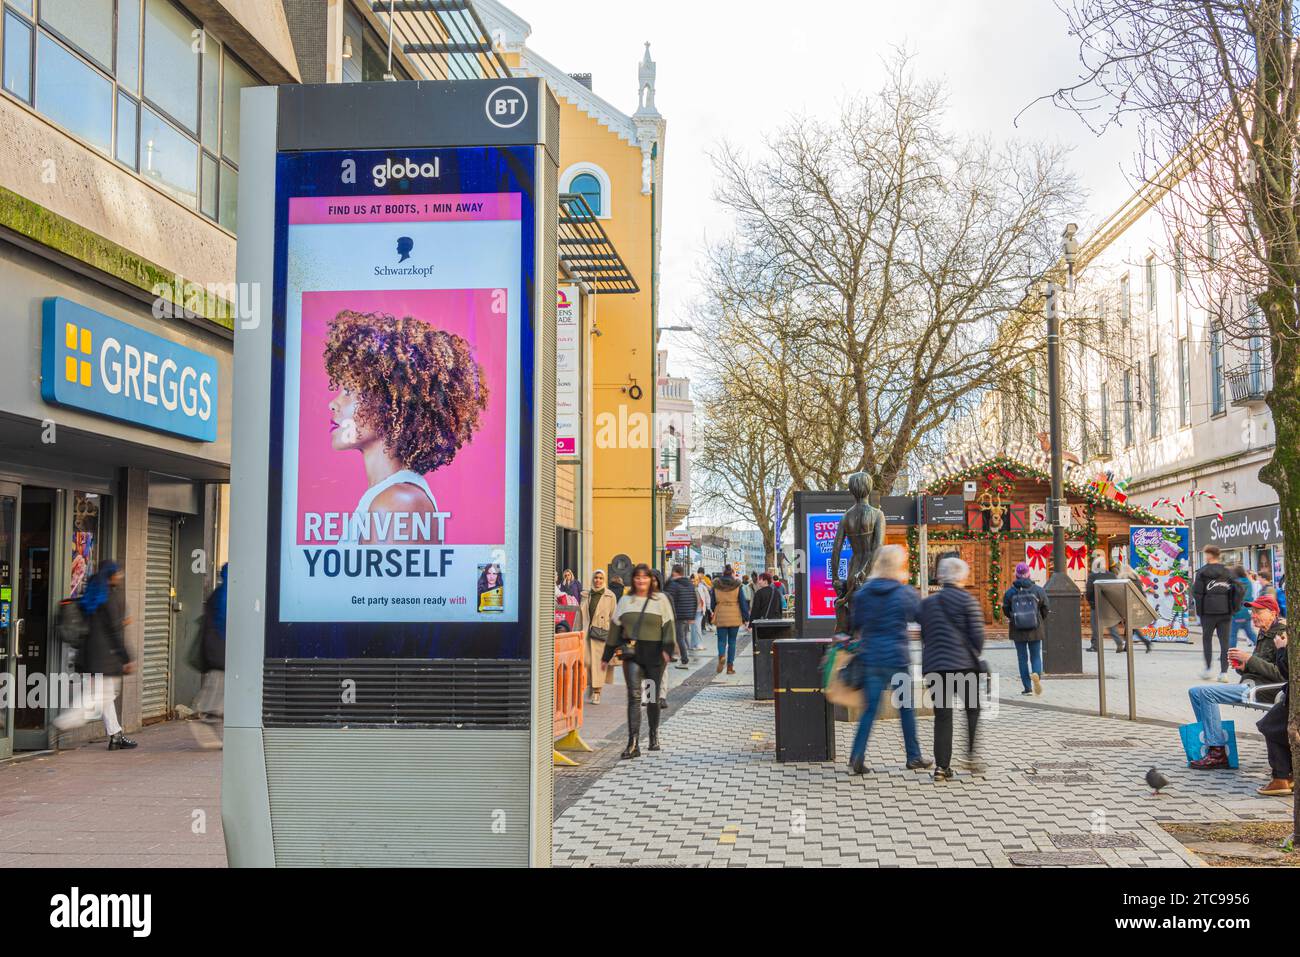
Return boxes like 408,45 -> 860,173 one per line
0,483 -> 16,760
0,483 -> 109,755
14,489 -> 53,750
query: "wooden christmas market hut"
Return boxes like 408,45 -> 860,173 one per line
910,451 -> 1176,628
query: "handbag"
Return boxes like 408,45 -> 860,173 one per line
615,597 -> 651,659
823,644 -> 866,709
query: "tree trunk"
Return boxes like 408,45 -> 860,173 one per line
1257,291 -> 1300,843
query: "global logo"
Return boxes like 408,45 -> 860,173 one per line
371,156 -> 442,188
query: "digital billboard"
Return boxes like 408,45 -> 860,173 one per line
266,146 -> 537,659
806,512 -> 849,620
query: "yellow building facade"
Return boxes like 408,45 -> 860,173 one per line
483,1 -> 665,581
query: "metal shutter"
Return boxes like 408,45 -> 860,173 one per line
142,512 -> 176,720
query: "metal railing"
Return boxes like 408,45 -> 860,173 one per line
1226,360 -> 1272,404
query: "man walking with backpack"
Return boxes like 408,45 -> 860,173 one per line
1193,545 -> 1245,682
663,564 -> 698,670
1003,562 -> 1049,696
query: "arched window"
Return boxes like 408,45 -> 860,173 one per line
560,163 -> 611,220
570,173 -> 602,216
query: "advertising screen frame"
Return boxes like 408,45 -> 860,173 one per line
793,490 -> 852,639
264,144 -> 540,661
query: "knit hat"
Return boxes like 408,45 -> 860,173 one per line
1015,562 -> 1031,578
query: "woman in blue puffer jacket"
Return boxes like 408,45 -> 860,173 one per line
847,545 -> 932,775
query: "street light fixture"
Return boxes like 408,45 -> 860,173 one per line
1042,224 -> 1083,674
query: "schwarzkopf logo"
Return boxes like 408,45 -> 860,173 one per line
396,237 -> 414,263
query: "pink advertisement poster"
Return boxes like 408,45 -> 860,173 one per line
296,288 -> 506,546
277,189 -> 523,625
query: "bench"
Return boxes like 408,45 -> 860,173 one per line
1234,681 -> 1286,712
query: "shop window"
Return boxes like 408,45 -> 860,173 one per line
68,491 -> 105,600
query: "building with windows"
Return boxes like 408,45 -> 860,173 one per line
478,0 -> 666,580
0,0 -> 522,757
0,0 -> 304,756
979,154 -> 1283,585
655,348 -> 693,569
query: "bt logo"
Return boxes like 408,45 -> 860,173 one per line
486,85 -> 528,128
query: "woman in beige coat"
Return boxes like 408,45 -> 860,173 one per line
579,569 -> 618,704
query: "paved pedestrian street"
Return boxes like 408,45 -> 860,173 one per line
553,647 -> 1293,868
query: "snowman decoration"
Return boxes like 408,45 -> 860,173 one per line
1139,537 -> 1183,628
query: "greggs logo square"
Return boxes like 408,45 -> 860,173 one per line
41,297 -> 219,443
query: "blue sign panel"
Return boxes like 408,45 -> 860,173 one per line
40,298 -> 218,442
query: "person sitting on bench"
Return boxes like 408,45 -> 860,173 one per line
1187,594 -> 1287,770
1256,629 -> 1292,796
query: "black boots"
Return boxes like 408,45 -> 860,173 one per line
647,701 -> 662,751
623,674 -> 642,759
108,733 -> 137,750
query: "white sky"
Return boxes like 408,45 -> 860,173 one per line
508,0 -> 1143,380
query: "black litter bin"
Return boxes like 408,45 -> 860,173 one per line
773,637 -> 835,762
750,618 -> 793,700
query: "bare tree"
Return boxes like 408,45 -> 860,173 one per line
696,54 -> 1082,501
690,374 -> 791,570
1052,0 -> 1299,842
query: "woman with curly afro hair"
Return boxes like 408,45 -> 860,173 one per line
325,310 -> 488,546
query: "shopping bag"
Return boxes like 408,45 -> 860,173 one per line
823,645 -> 865,710
1179,720 -> 1239,769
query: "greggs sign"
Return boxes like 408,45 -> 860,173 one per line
40,297 -> 218,442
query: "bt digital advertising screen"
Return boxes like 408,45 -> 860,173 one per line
266,146 -> 538,659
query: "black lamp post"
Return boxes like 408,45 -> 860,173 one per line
1043,224 -> 1083,674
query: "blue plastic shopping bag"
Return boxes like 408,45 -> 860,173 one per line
1179,720 -> 1239,768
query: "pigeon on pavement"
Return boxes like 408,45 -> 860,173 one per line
1145,768 -> 1170,795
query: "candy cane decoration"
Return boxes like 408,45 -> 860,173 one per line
1149,497 -> 1186,522
1181,490 -> 1225,521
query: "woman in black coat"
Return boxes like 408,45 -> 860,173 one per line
80,561 -> 137,750
919,556 -> 985,780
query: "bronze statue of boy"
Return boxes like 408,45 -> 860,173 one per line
831,471 -> 886,635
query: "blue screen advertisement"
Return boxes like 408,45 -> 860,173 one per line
806,512 -> 849,620
40,297 -> 219,442
264,145 -> 539,660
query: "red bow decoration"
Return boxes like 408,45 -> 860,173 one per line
1066,544 -> 1087,571
1025,543 -> 1052,571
